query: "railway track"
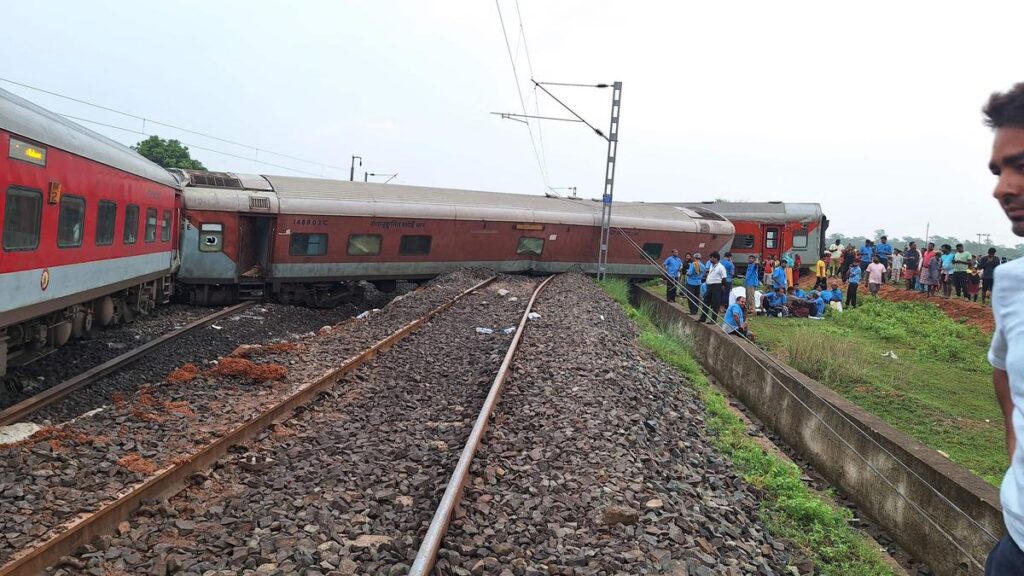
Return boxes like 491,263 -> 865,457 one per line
0,302 -> 254,427
0,274 -> 497,576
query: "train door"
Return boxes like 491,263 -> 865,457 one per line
237,215 -> 274,299
763,225 -> 781,260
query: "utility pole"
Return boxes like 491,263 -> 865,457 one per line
597,82 -> 622,280
498,80 -> 622,279
350,155 -> 362,181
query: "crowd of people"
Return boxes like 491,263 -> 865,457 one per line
661,237 -> 1007,338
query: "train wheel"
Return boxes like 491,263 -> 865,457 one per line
51,321 -> 72,347
96,296 -> 115,327
71,309 -> 87,339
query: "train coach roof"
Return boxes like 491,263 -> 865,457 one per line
671,201 -> 822,224
0,87 -> 178,188
257,175 -> 735,234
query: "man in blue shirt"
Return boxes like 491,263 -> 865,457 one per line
772,260 -> 789,291
722,252 -> 735,283
765,287 -> 788,317
744,255 -> 760,314
722,295 -> 750,337
827,282 -> 843,304
663,249 -> 683,303
876,235 -> 894,281
846,263 -> 862,308
684,253 -> 704,315
859,240 -> 875,273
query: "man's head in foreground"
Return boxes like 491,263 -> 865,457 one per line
985,83 -> 1024,237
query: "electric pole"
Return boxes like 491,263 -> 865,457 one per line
350,155 -> 362,181
496,80 -> 622,279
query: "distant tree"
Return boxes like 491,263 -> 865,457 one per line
132,136 -> 205,170
873,229 -> 887,239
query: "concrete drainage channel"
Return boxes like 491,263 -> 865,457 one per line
635,285 -> 1003,576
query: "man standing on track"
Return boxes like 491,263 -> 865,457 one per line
699,252 -> 728,325
983,82 -> 1024,574
980,247 -> 1000,304
953,243 -> 974,300
663,249 -> 683,303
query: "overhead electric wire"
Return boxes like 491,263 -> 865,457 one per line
609,230 -> 994,571
513,0 -> 552,190
495,0 -> 549,190
0,76 -> 348,173
58,113 -> 326,178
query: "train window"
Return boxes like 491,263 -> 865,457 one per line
95,201 -> 117,246
792,231 -> 808,249
145,208 -> 158,242
399,235 -> 432,256
734,234 -> 756,249
8,137 -> 46,167
516,236 -> 544,256
123,205 -> 139,244
642,243 -> 663,259
765,229 -> 778,249
199,223 -> 223,252
57,195 -> 86,248
290,233 -> 327,256
161,210 -> 172,242
347,234 -> 381,256
2,187 -> 42,251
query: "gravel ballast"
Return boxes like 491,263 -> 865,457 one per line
0,269 -> 493,568
437,273 -> 800,575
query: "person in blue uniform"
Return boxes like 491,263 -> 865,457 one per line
722,252 -> 735,284
684,253 -> 704,315
846,263 -> 862,308
663,249 -> 683,303
722,295 -> 749,337
859,240 -> 875,273
771,260 -> 788,291
809,291 -> 826,317
744,255 -> 761,314
765,287 -> 788,316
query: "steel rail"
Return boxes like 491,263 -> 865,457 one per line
0,276 -> 496,576
0,302 -> 255,426
409,274 -> 556,576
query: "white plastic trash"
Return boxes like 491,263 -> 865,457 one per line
527,312 -> 541,320
356,311 -> 371,319
502,327 -> 516,335
509,296 -> 519,302
475,327 -> 494,334
497,289 -> 510,297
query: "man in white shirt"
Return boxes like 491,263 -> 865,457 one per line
984,82 -> 1024,574
699,251 -> 728,325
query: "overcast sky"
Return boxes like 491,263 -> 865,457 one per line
3,1 -> 1022,245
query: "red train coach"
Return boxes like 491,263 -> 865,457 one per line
670,201 -> 828,268
174,171 -> 735,305
0,87 -> 179,376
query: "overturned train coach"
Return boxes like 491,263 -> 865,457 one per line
172,170 -> 735,306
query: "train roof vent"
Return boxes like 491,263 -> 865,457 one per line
249,196 -> 271,210
190,171 -> 243,189
699,222 -> 711,233
689,207 -> 728,221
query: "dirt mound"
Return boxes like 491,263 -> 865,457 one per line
166,363 -> 201,384
116,453 -> 159,474
207,357 -> 288,382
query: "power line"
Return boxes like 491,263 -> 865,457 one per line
0,76 -> 349,173
495,0 -> 549,189
514,0 -> 551,185
58,113 -> 326,178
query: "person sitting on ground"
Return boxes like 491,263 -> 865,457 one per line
866,255 -> 886,296
809,290 -> 826,318
765,287 -> 789,317
792,286 -> 806,298
722,295 -> 750,337
827,282 -> 843,303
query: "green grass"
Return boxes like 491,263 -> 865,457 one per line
751,296 -> 1005,485
598,277 -> 894,576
